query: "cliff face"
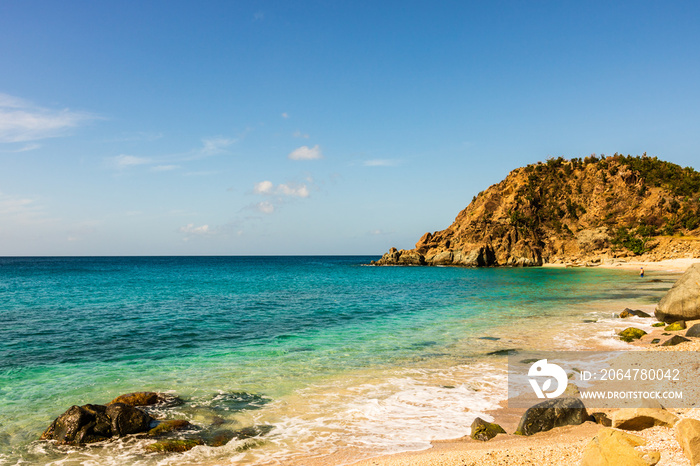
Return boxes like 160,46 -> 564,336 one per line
373,155 -> 700,266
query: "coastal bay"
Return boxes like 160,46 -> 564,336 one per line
0,256 -> 692,465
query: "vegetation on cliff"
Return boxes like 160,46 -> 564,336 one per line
374,154 -> 700,266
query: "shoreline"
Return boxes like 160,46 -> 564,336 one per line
350,259 -> 700,466
544,256 -> 700,273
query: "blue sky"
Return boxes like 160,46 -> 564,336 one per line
1,1 -> 699,255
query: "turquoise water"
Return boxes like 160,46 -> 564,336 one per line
0,257 -> 676,465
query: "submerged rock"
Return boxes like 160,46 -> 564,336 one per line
146,438 -> 205,453
148,419 -> 193,436
515,397 -> 588,436
108,391 -> 182,408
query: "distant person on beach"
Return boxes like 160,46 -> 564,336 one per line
640,267 -> 644,278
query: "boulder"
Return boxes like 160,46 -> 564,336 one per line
612,408 -> 679,431
108,391 -> 181,407
675,418 -> 700,465
580,428 -> 660,466
618,327 -> 647,342
656,264 -> 700,322
620,309 -> 652,318
514,397 -> 588,436
470,417 -> 506,441
41,404 -> 112,445
41,403 -> 153,444
664,321 -> 686,331
686,323 -> 700,338
589,412 -> 612,427
105,403 -> 153,437
660,335 -> 690,346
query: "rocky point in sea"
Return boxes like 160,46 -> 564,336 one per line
372,155 -> 700,267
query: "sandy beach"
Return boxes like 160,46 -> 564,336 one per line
351,258 -> 700,466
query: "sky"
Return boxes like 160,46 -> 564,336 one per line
1,1 -> 700,256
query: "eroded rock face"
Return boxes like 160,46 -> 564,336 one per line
656,264 -> 700,322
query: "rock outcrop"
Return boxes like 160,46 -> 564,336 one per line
373,155 -> 700,267
675,418 -> 700,465
656,264 -> 700,321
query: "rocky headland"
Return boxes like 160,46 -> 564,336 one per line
373,154 -> 700,267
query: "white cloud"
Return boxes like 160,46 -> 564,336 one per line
277,183 -> 309,198
281,112 -> 289,119
363,159 -> 400,167
151,164 -> 180,172
256,201 -> 275,214
108,154 -> 152,169
293,130 -> 309,139
179,224 -> 211,240
288,145 -> 323,160
253,180 -> 275,195
199,137 -> 236,156
0,93 -> 96,143
253,180 -> 309,198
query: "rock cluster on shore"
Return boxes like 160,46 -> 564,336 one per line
41,391 -> 274,454
372,155 -> 700,267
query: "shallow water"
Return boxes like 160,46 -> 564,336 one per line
0,256 -> 677,465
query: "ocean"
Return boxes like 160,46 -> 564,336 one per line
0,256 -> 676,465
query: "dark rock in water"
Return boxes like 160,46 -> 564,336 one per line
583,319 -> 597,323
686,323 -> 700,338
105,403 -> 153,437
618,327 -> 647,342
520,358 -> 540,364
108,392 -> 181,408
589,412 -> 612,427
148,419 -> 193,436
146,438 -> 205,453
478,336 -> 500,341
486,348 -> 519,356
515,397 -> 588,436
42,403 -> 152,444
664,321 -> 686,331
205,392 -> 272,412
656,264 -> 700,322
231,425 -> 274,440
41,404 -> 112,444
661,335 -> 691,347
470,417 -> 506,441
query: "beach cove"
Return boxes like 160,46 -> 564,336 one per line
0,256 -> 693,465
